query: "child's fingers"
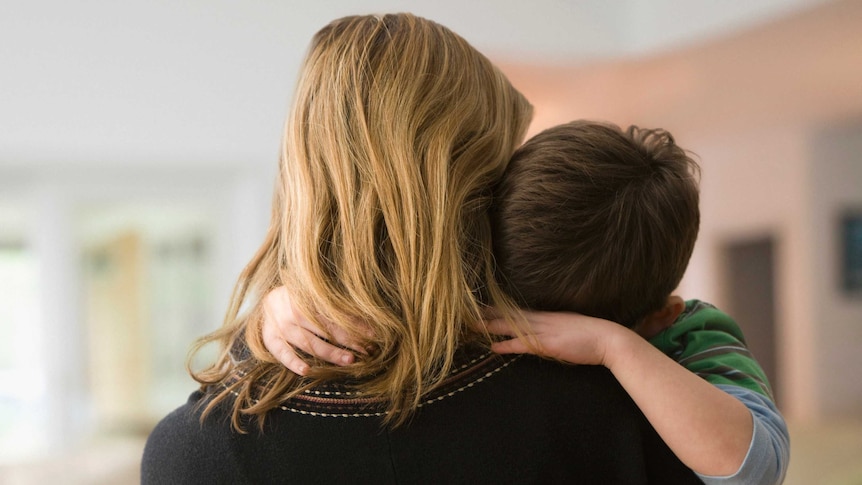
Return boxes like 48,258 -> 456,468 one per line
263,288 -> 360,363
320,317 -> 374,356
481,305 -> 503,320
285,324 -> 356,366
490,338 -> 531,355
265,333 -> 310,375
262,285 -> 379,363
326,324 -> 367,356
261,313 -> 310,374
262,307 -> 356,368
484,318 -> 517,336
304,329 -> 357,366
278,346 -> 311,376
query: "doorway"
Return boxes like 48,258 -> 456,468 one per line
722,236 -> 780,406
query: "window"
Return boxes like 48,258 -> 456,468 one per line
0,231 -> 47,462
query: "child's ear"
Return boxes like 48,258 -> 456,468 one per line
633,295 -> 686,339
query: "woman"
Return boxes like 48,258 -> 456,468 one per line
142,13 -> 698,483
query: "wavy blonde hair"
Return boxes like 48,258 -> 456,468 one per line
190,13 -> 533,429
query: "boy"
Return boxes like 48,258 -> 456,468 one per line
261,120 -> 789,484
485,120 -> 788,484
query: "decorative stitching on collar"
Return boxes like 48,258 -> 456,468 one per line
279,354 -> 520,417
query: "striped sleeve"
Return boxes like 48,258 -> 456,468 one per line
648,300 -> 773,399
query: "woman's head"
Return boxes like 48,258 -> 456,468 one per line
280,13 -> 532,319
193,13 -> 532,428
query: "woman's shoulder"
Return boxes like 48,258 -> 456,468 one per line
141,390 -> 247,484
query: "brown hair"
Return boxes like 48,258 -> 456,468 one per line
492,120 -> 700,327
189,13 -> 533,429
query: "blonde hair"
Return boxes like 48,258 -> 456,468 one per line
190,13 -> 533,429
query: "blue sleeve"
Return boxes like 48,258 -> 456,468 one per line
697,385 -> 790,485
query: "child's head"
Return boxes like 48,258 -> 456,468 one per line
492,120 -> 700,328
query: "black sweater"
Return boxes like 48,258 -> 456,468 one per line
142,350 -> 700,484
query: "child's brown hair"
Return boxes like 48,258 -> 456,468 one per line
492,120 -> 700,327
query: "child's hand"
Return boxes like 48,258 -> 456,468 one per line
486,311 -> 629,368
261,287 -> 368,375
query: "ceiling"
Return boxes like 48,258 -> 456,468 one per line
0,0 -> 834,168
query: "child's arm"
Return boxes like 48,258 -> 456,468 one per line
487,312 -> 754,478
259,288 -> 785,482
648,300 -> 789,484
709,384 -> 789,484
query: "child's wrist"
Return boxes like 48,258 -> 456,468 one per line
602,324 -> 644,370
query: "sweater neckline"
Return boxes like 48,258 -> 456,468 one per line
276,348 -> 520,418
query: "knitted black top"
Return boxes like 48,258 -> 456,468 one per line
142,347 -> 700,484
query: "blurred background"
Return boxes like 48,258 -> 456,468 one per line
1,0 -> 861,483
